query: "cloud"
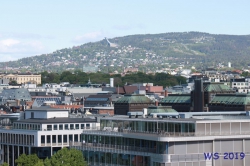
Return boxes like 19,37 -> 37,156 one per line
0,39 -> 20,47
72,31 -> 112,44
0,38 -> 47,62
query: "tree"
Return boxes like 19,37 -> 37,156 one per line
9,80 -> 18,85
15,153 -> 41,166
43,158 -> 51,166
15,148 -> 87,166
49,148 -> 87,166
34,160 -> 44,166
0,163 -> 9,166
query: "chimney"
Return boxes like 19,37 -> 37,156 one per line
193,79 -> 204,112
110,78 -> 114,87
143,108 -> 147,116
164,89 -> 168,97
155,101 -> 158,106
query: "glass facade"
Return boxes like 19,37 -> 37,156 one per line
83,151 -> 150,166
81,134 -> 168,154
100,119 -> 195,134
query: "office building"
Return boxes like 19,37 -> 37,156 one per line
70,111 -> 250,166
0,107 -> 99,166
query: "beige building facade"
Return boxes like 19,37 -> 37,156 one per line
0,73 -> 41,85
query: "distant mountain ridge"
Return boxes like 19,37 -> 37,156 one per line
1,32 -> 250,73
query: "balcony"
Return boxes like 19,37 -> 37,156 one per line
82,129 -> 196,137
70,142 -> 156,155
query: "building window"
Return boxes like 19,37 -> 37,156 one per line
47,135 -> 51,143
58,135 -> 62,143
65,124 -> 68,130
75,124 -> 79,129
74,134 -> 78,142
52,135 -> 56,143
53,124 -> 58,130
41,135 -> 45,144
70,124 -> 74,130
86,124 -> 90,129
69,135 -> 73,142
47,125 -> 52,131
81,124 -> 85,129
31,112 -> 34,118
59,124 -> 63,130
63,135 -> 67,143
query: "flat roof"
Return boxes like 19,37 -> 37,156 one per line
25,108 -> 68,112
100,116 -> 199,123
16,117 -> 96,124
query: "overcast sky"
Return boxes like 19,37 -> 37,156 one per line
0,0 -> 250,62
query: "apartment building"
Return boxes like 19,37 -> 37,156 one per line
0,107 -> 99,166
0,73 -> 41,85
70,111 -> 250,166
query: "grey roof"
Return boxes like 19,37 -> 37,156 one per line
26,107 -> 68,112
1,88 -> 31,101
115,94 -> 153,103
73,93 -> 96,98
16,117 -> 97,124
32,97 -> 61,107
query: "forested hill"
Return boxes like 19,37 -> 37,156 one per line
1,32 -> 250,73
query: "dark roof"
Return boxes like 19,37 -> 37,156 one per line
87,94 -> 112,98
124,86 -> 138,94
117,87 -> 125,94
26,107 -> 68,112
160,94 -> 191,104
16,117 -> 96,124
116,86 -> 140,94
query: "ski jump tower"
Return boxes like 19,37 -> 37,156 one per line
105,37 -> 118,48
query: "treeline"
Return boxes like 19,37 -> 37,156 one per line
41,70 -> 186,87
6,148 -> 87,166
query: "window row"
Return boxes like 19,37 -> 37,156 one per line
81,135 -> 167,154
13,123 -> 41,130
41,134 -> 79,144
0,133 -> 34,145
46,123 -> 91,131
82,151 -> 150,166
100,120 -> 195,133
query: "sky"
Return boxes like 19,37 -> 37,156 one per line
0,0 -> 250,62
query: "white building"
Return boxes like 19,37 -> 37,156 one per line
70,111 -> 250,166
0,107 -> 99,166
231,78 -> 250,93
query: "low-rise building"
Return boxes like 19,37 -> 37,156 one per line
114,94 -> 154,115
0,107 -> 99,166
70,111 -> 250,166
0,73 -> 41,85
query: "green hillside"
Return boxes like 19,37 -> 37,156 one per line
1,32 -> 250,73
